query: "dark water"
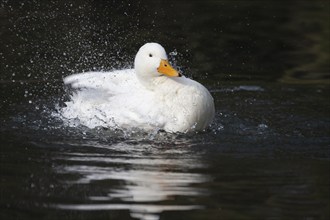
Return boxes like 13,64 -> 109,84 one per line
1,1 -> 329,220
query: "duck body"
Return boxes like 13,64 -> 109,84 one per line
61,43 -> 215,133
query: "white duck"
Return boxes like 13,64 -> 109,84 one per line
61,43 -> 215,133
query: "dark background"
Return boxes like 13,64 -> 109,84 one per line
1,0 -> 329,83
0,1 -> 329,220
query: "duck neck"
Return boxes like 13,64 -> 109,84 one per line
136,74 -> 167,91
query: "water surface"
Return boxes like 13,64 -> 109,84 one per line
1,1 -> 329,220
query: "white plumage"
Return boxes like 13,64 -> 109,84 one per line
61,43 -> 215,133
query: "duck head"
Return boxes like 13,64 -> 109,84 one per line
134,43 -> 181,88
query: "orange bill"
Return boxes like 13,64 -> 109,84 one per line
157,59 -> 181,77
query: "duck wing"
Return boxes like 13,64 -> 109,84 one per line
63,69 -> 139,95
61,70 -> 164,129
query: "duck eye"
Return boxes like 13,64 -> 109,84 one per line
149,53 -> 153,57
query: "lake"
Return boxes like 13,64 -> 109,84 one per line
0,1 -> 329,220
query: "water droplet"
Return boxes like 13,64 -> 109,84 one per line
258,124 -> 268,129
169,50 -> 177,56
217,125 -> 224,130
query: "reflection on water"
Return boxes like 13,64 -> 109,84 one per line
56,204 -> 202,220
52,142 -> 209,220
1,0 -> 330,219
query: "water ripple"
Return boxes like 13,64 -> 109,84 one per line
52,142 -> 210,220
